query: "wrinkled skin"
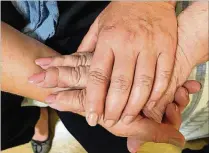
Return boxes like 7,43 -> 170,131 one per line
29,52 -> 201,152
28,2 -> 208,152
76,2 -> 178,127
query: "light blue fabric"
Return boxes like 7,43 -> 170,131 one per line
12,1 -> 59,42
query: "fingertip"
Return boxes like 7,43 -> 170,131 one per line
86,112 -> 99,127
35,57 -> 52,67
174,86 -> 189,108
183,80 -> 201,94
28,71 -> 46,84
127,138 -> 141,153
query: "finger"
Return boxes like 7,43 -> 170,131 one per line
146,53 -> 174,111
127,119 -> 185,153
121,51 -> 156,124
35,52 -> 93,69
44,89 -> 184,150
45,89 -> 86,113
127,104 -> 183,153
174,80 -> 201,112
104,51 -> 137,127
77,18 -> 99,52
143,78 -> 201,123
28,66 -> 89,88
164,103 -> 181,130
143,70 -> 177,123
174,86 -> 189,113
183,80 -> 201,94
85,40 -> 114,126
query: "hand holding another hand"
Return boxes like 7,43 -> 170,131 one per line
28,52 -> 201,152
78,2 -> 178,126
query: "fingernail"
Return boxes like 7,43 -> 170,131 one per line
45,94 -> 57,104
35,58 -> 52,66
169,138 -> 183,148
148,101 -> 156,110
105,119 -> 115,127
87,112 -> 99,126
28,72 -> 45,84
122,115 -> 134,125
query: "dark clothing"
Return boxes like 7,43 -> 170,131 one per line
2,1 -> 207,153
47,2 -> 129,153
1,1 -> 128,152
182,144 -> 209,153
46,2 -> 109,55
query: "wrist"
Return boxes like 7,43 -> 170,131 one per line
177,2 -> 208,67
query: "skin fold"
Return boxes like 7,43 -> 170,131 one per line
29,52 -> 201,152
1,22 -> 200,152
77,2 -> 178,127
1,1 -> 207,151
143,1 -> 208,122
29,2 -> 209,124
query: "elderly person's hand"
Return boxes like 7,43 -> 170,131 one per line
143,1 -> 208,122
76,2 -> 178,126
127,80 -> 201,153
28,54 -> 201,151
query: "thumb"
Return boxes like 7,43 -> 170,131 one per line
127,126 -> 184,153
127,103 -> 185,153
77,18 -> 99,52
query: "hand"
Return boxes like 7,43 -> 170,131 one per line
127,80 -> 201,153
143,1 -> 208,122
77,2 -> 177,126
29,54 -> 201,150
28,52 -> 92,90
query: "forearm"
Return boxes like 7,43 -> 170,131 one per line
178,2 -> 208,67
1,22 -> 60,101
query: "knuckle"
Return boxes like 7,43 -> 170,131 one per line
80,54 -> 88,65
70,67 -> 81,86
111,75 -> 131,92
72,90 -> 85,112
159,70 -> 172,80
89,69 -> 109,85
123,29 -> 138,43
75,54 -> 88,66
56,92 -> 67,105
135,75 -> 153,89
136,19 -> 154,37
54,67 -> 67,87
72,55 -> 80,67
78,90 -> 86,111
